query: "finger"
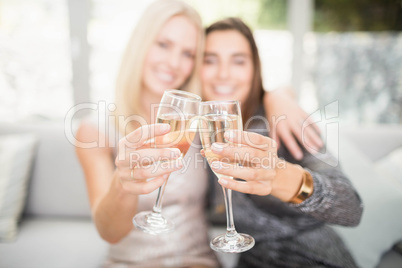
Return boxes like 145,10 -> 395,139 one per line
120,159 -> 183,181
269,125 -> 282,150
210,161 -> 276,182
123,148 -> 181,166
121,174 -> 168,195
305,115 -> 322,134
210,142 -> 269,163
218,178 -> 272,196
224,130 -> 277,151
289,118 -> 305,146
303,127 -> 323,152
121,123 -> 171,149
278,128 -> 304,160
290,120 -> 322,153
200,149 -> 205,157
296,108 -> 322,135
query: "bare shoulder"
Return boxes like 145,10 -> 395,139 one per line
75,122 -> 114,164
76,122 -> 102,144
75,122 -> 116,209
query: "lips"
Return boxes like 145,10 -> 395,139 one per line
213,85 -> 235,96
155,70 -> 175,84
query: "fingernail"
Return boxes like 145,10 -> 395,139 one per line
295,151 -> 303,160
211,143 -> 223,152
169,148 -> 181,157
211,161 -> 222,170
160,124 -> 170,131
224,130 -> 235,139
218,178 -> 228,185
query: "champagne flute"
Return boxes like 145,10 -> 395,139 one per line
133,89 -> 201,235
199,100 -> 255,253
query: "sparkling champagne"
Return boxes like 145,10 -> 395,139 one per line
156,114 -> 197,157
133,89 -> 201,235
199,114 -> 242,180
198,100 -> 254,253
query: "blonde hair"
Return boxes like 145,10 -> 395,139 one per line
114,0 -> 204,133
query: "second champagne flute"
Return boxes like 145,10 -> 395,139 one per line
133,89 -> 201,235
199,100 -> 255,253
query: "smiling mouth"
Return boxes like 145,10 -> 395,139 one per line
213,86 -> 235,95
156,71 -> 175,83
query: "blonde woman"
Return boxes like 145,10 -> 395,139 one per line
76,1 -> 219,267
76,0 -> 322,267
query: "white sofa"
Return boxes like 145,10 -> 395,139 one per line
0,122 -> 109,268
329,125 -> 402,268
0,121 -> 401,268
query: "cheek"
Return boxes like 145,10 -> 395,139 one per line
237,65 -> 253,82
180,59 -> 195,79
244,67 -> 254,88
144,46 -> 159,66
201,66 -> 215,83
238,67 -> 254,99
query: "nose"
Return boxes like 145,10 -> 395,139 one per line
168,49 -> 181,69
217,62 -> 229,80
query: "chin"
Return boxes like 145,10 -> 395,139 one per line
204,93 -> 230,101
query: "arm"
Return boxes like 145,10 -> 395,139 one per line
76,123 -> 182,243
289,149 -> 363,226
208,130 -> 363,227
264,88 -> 323,160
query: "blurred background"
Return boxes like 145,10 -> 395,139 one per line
1,2 -> 401,267
0,0 -> 401,123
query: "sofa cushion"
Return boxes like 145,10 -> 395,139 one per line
341,125 -> 402,162
374,146 -> 402,191
0,122 -> 91,218
0,217 -> 109,267
0,134 -> 37,242
330,135 -> 402,268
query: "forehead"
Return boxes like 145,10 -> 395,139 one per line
156,15 -> 198,50
205,30 -> 251,55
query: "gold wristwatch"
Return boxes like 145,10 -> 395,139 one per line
289,166 -> 314,204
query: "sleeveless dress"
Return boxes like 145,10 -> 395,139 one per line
88,115 -> 219,268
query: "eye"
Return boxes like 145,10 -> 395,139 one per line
233,57 -> 246,65
203,56 -> 217,64
157,41 -> 169,48
183,51 -> 194,59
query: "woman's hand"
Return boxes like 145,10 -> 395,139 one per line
206,130 -> 280,196
115,123 -> 183,195
264,89 -> 323,160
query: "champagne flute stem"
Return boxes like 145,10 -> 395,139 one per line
152,178 -> 169,213
221,184 -> 237,238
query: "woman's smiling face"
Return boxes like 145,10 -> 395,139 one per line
201,29 -> 254,104
142,15 -> 197,97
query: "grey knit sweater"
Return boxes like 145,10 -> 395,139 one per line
207,106 -> 364,268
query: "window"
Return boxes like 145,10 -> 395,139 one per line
0,0 -> 72,122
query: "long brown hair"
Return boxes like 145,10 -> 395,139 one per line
205,17 -> 265,124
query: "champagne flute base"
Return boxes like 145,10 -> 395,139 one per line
132,211 -> 174,235
210,232 -> 255,253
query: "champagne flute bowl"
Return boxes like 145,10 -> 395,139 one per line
198,100 -> 255,253
133,89 -> 201,235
